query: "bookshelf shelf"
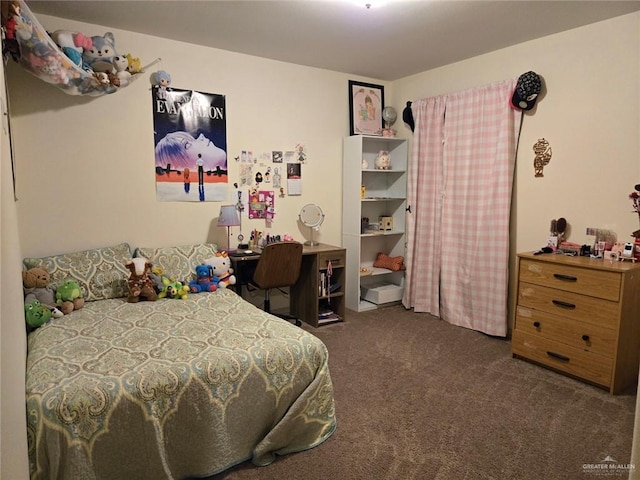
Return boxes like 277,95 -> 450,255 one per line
291,244 -> 346,327
343,135 -> 408,312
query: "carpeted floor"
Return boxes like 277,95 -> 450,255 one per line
214,304 -> 637,480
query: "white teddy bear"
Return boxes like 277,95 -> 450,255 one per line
204,253 -> 237,289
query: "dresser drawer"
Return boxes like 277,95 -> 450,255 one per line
512,330 -> 613,387
515,306 -> 617,358
518,282 -> 619,329
318,250 -> 345,269
519,258 -> 621,301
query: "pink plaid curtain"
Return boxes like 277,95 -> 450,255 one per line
403,79 -> 519,337
403,96 -> 446,317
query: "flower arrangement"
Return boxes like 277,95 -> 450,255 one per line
630,184 -> 640,240
630,185 -> 640,216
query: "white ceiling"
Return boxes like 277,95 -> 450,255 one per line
29,0 -> 640,81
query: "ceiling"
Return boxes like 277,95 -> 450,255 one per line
29,0 -> 640,81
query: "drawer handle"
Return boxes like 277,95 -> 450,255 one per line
553,273 -> 577,282
552,299 -> 576,309
533,321 -> 541,328
546,351 -> 570,362
582,334 -> 590,342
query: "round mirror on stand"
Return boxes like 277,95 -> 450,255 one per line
299,203 -> 324,246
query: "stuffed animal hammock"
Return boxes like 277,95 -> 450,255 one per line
1,0 -> 158,96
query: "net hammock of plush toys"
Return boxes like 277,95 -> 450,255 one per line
1,0 -> 159,96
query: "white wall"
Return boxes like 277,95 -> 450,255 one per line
395,12 -> 640,252
7,14 -> 391,259
1,56 -> 30,478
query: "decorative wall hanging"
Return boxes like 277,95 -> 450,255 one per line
2,0 -> 159,96
152,86 -> 227,201
629,184 -> 640,244
348,80 -> 384,136
248,189 -> 275,222
533,138 -> 552,177
510,71 -> 543,111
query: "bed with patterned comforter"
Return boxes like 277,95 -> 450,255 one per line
24,243 -> 336,480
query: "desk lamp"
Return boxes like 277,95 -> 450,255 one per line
217,205 -> 240,251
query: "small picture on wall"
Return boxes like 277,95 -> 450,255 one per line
284,151 -> 295,163
272,151 -> 283,163
348,80 -> 384,136
239,164 -> 253,186
287,162 -> 302,196
272,166 -> 282,188
295,143 -> 307,163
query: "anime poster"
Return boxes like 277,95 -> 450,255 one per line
152,86 -> 227,202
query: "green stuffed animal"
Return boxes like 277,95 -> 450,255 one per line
158,276 -> 189,300
25,299 -> 52,329
56,280 -> 85,314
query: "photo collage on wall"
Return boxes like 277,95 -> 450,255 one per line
233,143 -> 308,224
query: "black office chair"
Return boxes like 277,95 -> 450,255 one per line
250,241 -> 303,326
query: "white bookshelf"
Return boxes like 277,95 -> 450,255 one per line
342,135 -> 408,312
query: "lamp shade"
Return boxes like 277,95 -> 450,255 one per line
217,205 -> 240,227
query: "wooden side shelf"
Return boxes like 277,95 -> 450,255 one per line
291,244 -> 346,327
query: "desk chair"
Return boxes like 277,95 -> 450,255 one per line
250,241 -> 303,326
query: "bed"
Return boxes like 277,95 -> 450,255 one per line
24,243 -> 336,479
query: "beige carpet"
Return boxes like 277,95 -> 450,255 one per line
212,304 -> 636,480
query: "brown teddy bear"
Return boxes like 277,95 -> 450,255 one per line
22,268 -> 66,316
125,258 -> 158,303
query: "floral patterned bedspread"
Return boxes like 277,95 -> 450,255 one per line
26,289 -> 336,479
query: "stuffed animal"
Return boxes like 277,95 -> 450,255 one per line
22,267 -> 64,318
148,266 -> 165,293
56,280 -> 85,314
82,32 -> 119,73
113,54 -> 132,86
188,264 -> 218,293
205,252 -> 236,289
151,70 -> 171,87
93,71 -> 109,85
151,70 -> 171,99
2,2 -> 20,61
125,258 -> 158,303
23,267 -> 56,306
50,30 -> 92,69
126,53 -> 142,74
25,299 -> 52,329
158,277 -> 189,300
374,150 -> 392,170
105,71 -> 121,88
27,48 -> 70,86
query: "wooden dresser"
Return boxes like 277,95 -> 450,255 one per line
512,252 -> 640,394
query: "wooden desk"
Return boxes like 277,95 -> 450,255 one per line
230,243 -> 346,327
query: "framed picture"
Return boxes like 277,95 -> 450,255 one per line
348,80 -> 384,136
